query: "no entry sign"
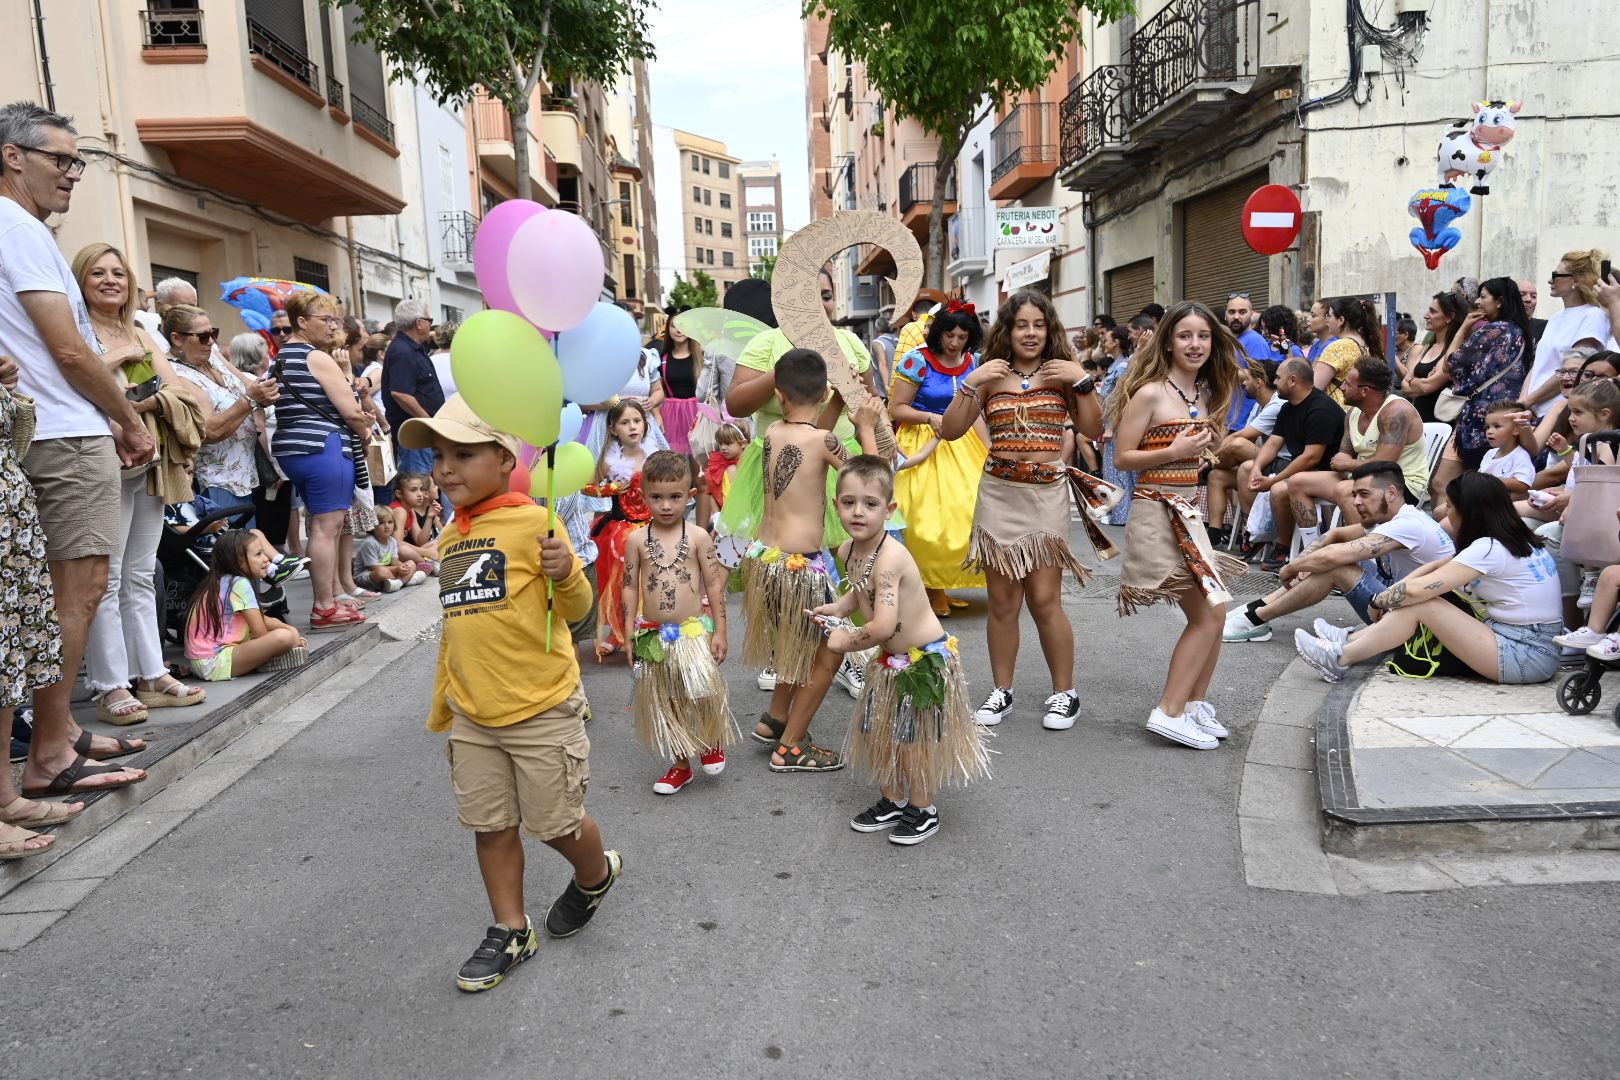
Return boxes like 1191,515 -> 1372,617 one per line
1241,185 -> 1302,256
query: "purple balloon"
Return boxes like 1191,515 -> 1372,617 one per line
508,210 -> 604,333
473,199 -> 544,315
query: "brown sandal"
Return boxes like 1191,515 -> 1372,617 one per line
75,730 -> 145,761
769,737 -> 845,773
750,713 -> 787,746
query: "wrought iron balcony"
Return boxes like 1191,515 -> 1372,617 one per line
990,102 -> 1059,194
351,95 -> 395,145
1127,0 -> 1260,128
326,74 -> 345,112
440,211 -> 477,264
1058,64 -> 1136,190
246,17 -> 315,90
142,7 -> 204,48
898,162 -> 957,220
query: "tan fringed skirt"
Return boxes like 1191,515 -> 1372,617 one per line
845,640 -> 991,791
964,469 -> 1091,582
740,545 -> 833,685
1118,484 -> 1246,616
631,617 -> 736,760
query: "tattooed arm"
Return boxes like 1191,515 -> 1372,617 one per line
1329,418 -> 1359,474
1370,399 -> 1420,463
1369,557 -> 1479,610
1280,527 -> 1385,580
829,564 -> 901,653
822,430 -> 852,467
694,529 -> 729,664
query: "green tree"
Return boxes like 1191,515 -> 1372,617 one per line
749,253 -> 778,282
808,0 -> 1130,287
669,271 -> 720,310
333,0 -> 654,202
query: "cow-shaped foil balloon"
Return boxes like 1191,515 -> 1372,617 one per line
1436,100 -> 1520,195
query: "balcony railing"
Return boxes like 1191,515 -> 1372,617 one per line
990,102 -> 1058,184
326,74 -> 345,112
440,210 -> 477,263
544,149 -> 559,192
1061,64 -> 1132,166
351,95 -> 395,144
472,94 -> 512,141
246,17 -> 315,90
948,208 -> 989,269
898,162 -> 956,217
1128,0 -> 1260,123
142,7 -> 204,48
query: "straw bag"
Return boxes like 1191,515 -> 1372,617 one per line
3,386 -> 35,462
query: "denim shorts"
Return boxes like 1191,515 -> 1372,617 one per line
277,432 -> 355,515
1340,560 -> 1391,624
1488,619 -> 1561,684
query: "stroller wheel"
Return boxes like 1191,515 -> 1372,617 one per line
1557,668 -> 1601,715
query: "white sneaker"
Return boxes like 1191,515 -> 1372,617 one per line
834,655 -> 867,698
1041,691 -> 1080,730
756,667 -> 777,691
1146,707 -> 1218,750
1190,700 -> 1229,739
1578,573 -> 1599,609
1311,618 -> 1352,649
1554,626 -> 1607,649
1223,608 -> 1273,642
974,688 -> 1012,727
407,569 -> 428,586
379,578 -> 403,593
1588,633 -> 1620,661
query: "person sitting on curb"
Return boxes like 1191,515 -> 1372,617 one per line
1224,461 -> 1455,643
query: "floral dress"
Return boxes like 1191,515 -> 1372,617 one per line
0,387 -> 62,707
172,354 -> 259,498
1447,321 -> 1529,456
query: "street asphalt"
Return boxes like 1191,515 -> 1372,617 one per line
5,581 -> 1620,1079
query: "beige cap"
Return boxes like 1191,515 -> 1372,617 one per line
397,394 -> 523,458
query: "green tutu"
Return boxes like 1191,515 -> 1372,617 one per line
717,433 -> 904,549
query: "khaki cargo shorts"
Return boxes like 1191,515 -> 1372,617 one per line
446,688 -> 591,841
23,435 -> 120,561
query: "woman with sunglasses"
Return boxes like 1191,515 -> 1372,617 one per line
72,243 -> 208,722
1521,249 -> 1613,418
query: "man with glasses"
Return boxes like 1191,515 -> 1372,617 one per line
0,101 -> 152,798
381,298 -> 445,475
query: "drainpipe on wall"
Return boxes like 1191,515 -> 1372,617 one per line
1083,192 -> 1097,323
345,217 -> 363,311
31,0 -> 55,112
93,0 -> 137,262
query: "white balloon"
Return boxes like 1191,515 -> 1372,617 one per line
558,401 -> 585,444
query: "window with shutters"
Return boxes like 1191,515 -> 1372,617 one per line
293,257 -> 330,292
703,190 -> 712,205
692,186 -> 701,203
723,252 -> 734,267
719,193 -> 731,210
721,223 -> 733,239
246,0 -> 313,87
1106,259 -> 1155,321
1180,173 -> 1269,311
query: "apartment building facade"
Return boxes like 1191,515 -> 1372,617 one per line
651,127 -> 747,298
605,60 -> 661,318
738,159 -> 784,275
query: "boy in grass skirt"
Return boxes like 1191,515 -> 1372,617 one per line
623,451 -> 736,796
810,455 -> 991,845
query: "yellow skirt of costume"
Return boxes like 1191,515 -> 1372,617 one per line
893,423 -> 987,590
631,615 -> 736,760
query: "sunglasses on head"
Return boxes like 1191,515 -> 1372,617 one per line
178,328 -> 219,343
1227,292 -> 1251,300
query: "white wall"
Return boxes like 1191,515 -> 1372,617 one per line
651,124 -> 686,296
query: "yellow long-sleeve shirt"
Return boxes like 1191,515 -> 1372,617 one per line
428,504 -> 593,732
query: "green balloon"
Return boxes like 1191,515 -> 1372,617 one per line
531,441 -> 597,499
450,310 -> 563,447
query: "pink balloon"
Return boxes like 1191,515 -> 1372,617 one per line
507,210 -> 604,333
473,199 -> 544,315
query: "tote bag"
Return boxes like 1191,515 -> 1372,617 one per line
1559,431 -> 1620,568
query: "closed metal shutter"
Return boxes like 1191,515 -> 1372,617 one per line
1106,258 -> 1154,320
245,0 -> 307,52
1181,174 -> 1269,312
343,7 -> 387,109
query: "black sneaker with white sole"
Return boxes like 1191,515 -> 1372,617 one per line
850,797 -> 906,833
1041,691 -> 1080,731
543,849 -> 622,938
974,688 -> 1012,726
888,805 -> 939,845
455,915 -> 538,992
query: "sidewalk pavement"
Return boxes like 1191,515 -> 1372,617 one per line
2,576 -> 444,898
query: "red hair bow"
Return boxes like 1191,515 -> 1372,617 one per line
944,299 -> 976,316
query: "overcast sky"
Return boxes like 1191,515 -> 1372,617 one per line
646,0 -> 810,230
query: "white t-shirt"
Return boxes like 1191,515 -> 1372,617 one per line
1368,503 -> 1456,582
1249,396 -> 1283,439
1479,445 -> 1536,487
430,350 -> 456,403
361,361 -> 387,418
0,196 -> 111,440
1453,536 -> 1563,624
1528,305 -> 1612,416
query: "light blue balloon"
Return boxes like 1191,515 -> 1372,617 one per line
558,401 -> 585,444
554,302 -> 642,404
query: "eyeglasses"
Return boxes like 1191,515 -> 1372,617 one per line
1580,369 -> 1611,382
177,328 -> 220,344
13,145 -> 87,178
1557,368 -> 1582,378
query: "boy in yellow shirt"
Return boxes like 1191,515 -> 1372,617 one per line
399,395 -> 621,994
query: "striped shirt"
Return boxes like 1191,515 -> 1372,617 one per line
271,341 -> 348,458
984,387 -> 1068,456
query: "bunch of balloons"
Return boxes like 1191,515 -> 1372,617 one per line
458,198 -> 646,499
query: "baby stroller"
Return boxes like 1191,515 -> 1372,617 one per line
155,500 -> 289,645
1552,430 -> 1620,731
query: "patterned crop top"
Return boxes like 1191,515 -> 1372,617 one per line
1137,418 -> 1209,487
983,388 -> 1068,456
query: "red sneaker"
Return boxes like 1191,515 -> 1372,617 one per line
698,747 -> 726,776
652,765 -> 693,795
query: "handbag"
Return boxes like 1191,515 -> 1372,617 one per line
1559,431 -> 1620,568
1433,341 -> 1523,423
366,431 -> 396,486
1384,590 -> 1486,679
3,386 -> 36,462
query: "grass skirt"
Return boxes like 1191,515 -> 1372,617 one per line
894,423 -> 986,590
631,615 -> 736,759
846,638 -> 990,791
965,469 -> 1091,582
740,544 -> 831,684
1118,484 -> 1246,616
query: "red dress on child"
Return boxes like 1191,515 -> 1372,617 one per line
703,451 -> 733,511
583,473 -> 651,656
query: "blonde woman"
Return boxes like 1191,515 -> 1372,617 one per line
1522,248 -> 1612,416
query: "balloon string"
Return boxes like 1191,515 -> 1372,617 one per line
545,443 -> 556,654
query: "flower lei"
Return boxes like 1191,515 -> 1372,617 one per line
882,637 -> 959,713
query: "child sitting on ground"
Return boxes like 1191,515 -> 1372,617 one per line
622,450 -> 734,795
397,394 -> 620,994
391,470 -> 443,570
184,532 -> 308,681
1478,400 -> 1536,497
354,511 -> 429,593
810,455 -> 991,845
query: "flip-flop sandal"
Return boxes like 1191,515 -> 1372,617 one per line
96,693 -> 149,725
0,796 -> 83,827
0,822 -> 55,860
947,596 -> 969,609
22,754 -> 146,798
74,730 -> 146,761
134,678 -> 207,709
750,713 -> 787,745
